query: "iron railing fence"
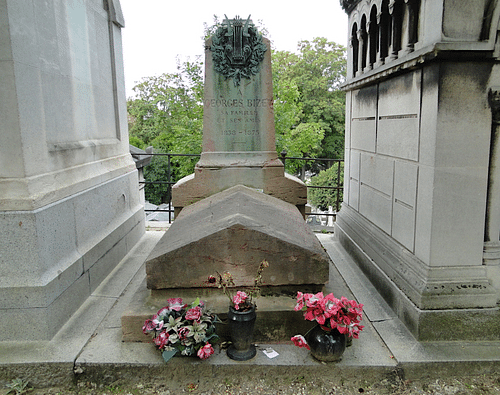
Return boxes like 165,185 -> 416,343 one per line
140,152 -> 344,224
279,153 -> 344,222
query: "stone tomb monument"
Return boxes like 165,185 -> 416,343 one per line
172,15 -> 307,217
1,0 -> 144,341
337,0 -> 500,340
122,17 -> 331,341
147,185 -> 329,290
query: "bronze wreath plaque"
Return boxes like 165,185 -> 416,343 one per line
211,15 -> 267,87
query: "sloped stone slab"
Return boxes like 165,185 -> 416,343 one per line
146,185 -> 330,290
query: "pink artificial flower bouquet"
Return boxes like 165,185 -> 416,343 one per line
208,260 -> 269,311
143,297 -> 218,362
291,292 -> 364,349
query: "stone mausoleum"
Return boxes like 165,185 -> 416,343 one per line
338,0 -> 500,340
0,0 -> 144,340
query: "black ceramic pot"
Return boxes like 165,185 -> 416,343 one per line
227,305 -> 257,361
306,325 -> 347,362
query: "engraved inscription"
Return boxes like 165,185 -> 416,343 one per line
208,96 -> 272,144
205,98 -> 273,108
222,130 -> 260,136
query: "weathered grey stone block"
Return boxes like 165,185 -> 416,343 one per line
0,0 -> 142,341
340,0 -> 500,339
0,173 -> 144,341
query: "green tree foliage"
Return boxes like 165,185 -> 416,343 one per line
129,135 -> 145,150
128,58 -> 204,150
307,162 -> 344,211
272,51 -> 324,174
272,38 -> 346,175
127,34 -> 346,204
143,152 -> 172,205
127,58 -> 204,204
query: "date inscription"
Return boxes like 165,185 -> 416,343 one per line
222,130 -> 259,136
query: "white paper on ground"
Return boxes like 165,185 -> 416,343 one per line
263,347 -> 279,358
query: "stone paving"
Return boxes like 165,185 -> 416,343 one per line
0,230 -> 499,392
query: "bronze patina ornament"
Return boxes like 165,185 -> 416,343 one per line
211,15 -> 267,87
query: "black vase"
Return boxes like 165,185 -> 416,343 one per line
306,325 -> 347,362
227,305 -> 257,361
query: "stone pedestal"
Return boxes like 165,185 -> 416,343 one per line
173,167 -> 307,218
121,19 -> 329,343
173,32 -> 306,215
339,0 -> 500,340
0,0 -> 144,340
122,185 -> 331,343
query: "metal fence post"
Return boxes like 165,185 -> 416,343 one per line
280,149 -> 287,169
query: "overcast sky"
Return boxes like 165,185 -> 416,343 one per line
119,0 -> 349,98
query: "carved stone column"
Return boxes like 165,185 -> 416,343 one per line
485,88 -> 500,244
389,0 -> 400,60
404,0 -> 417,53
357,28 -> 365,74
375,12 -> 385,67
366,21 -> 373,71
350,33 -> 359,77
484,87 -> 500,302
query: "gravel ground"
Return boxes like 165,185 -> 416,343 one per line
5,373 -> 499,395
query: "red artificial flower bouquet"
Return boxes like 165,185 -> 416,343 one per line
291,291 -> 364,349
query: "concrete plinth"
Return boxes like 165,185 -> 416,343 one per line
173,162 -> 307,217
0,0 -> 143,340
0,172 -> 144,341
336,205 -> 500,341
120,280 -> 316,343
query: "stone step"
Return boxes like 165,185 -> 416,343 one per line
121,279 -> 316,343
